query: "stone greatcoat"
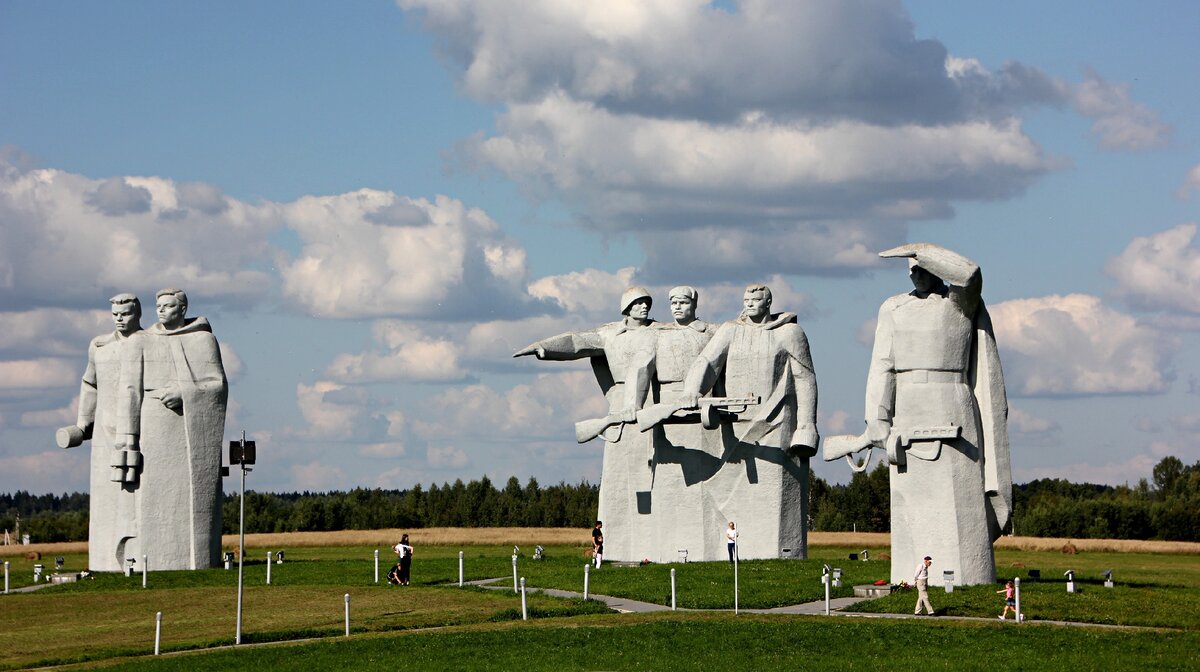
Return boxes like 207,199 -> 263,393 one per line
118,316 -> 228,570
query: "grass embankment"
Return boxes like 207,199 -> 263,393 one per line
2,533 -> 1198,670
66,615 -> 1200,672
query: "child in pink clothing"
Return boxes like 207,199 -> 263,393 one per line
996,580 -> 1016,619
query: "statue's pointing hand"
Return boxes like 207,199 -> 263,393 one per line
513,344 -> 546,359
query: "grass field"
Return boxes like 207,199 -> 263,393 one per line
2,531 -> 1197,670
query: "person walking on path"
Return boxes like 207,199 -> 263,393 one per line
394,534 -> 414,586
914,556 -> 935,615
725,522 -> 739,563
997,580 -> 1016,619
592,521 -> 604,569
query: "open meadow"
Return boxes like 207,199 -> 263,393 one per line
2,530 -> 1198,670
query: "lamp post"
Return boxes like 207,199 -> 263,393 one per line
227,431 -> 256,645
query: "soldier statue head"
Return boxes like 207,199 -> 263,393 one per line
109,293 -> 142,336
668,286 -> 698,326
155,288 -> 189,331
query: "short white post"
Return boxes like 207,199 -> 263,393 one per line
374,550 -> 379,584
142,554 -> 148,589
1014,577 -> 1022,623
154,611 -> 162,655
733,540 -> 739,615
458,551 -> 464,587
670,568 -> 677,611
344,593 -> 351,636
583,564 -> 590,600
520,577 -> 528,621
3,561 -> 8,594
822,565 -> 831,616
512,554 -> 519,593
266,552 -> 272,585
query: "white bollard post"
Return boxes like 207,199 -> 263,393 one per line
154,611 -> 162,655
733,541 -> 739,615
512,554 -> 519,593
3,561 -> 8,594
1014,577 -> 1022,622
670,568 -> 677,611
142,555 -> 148,589
344,593 -> 351,636
458,551 -> 464,587
822,566 -> 831,616
583,564 -> 590,600
374,550 -> 379,584
266,552 -> 272,585
520,577 -> 528,621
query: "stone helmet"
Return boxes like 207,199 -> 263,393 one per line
620,286 -> 653,315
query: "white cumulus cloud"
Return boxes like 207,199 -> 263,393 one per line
1106,223 -> 1200,317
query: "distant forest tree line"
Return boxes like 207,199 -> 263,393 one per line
3,456 -> 1198,544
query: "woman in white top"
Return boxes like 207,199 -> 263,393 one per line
726,522 -> 738,563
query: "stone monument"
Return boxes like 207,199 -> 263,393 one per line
57,293 -> 143,572
518,284 -> 819,562
824,243 -> 1012,586
515,287 -> 658,561
113,288 -> 228,570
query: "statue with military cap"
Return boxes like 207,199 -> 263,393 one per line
515,286 -> 658,561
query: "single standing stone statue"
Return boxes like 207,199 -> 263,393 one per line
514,287 -> 658,561
57,293 -> 143,571
116,288 -> 228,570
824,243 -> 1012,586
675,283 -> 819,559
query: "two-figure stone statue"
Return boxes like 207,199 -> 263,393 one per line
824,244 -> 1012,586
60,288 -> 228,571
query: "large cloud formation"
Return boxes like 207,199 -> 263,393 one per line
989,294 -> 1178,397
393,0 -> 1173,280
1106,223 -> 1200,317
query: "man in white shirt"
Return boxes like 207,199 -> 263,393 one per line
914,555 -> 934,615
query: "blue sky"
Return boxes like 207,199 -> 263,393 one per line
1,0 -> 1198,495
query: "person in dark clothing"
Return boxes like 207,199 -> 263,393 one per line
394,533 -> 414,586
591,521 -> 604,568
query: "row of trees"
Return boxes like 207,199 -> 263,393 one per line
808,455 -> 1200,541
4,456 -> 1198,543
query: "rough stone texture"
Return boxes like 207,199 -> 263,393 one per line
56,294 -> 142,571
115,289 -> 228,571
517,285 -> 819,562
826,244 -> 1012,586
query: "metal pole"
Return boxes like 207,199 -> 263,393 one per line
458,551 -> 464,587
670,568 -> 677,611
1014,577 -> 1022,623
520,577 -> 528,621
266,552 -> 272,585
142,554 -> 147,588
343,593 -> 351,636
235,431 -> 246,646
154,611 -> 162,655
374,549 -> 379,584
5,560 -> 10,593
583,564 -> 590,600
733,540 -> 739,615
512,554 -> 518,593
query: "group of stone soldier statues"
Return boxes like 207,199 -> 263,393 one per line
518,243 -> 1012,585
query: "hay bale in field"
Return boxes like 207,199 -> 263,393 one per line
879,553 -> 891,560
25,551 -> 41,560
1011,561 -> 1026,568
1061,542 -> 1078,555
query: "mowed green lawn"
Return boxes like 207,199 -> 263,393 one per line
1,543 -> 1197,670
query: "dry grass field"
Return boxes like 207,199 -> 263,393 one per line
3,529 -> 1197,559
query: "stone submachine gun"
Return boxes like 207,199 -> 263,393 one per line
822,424 -> 961,472
574,396 -> 760,443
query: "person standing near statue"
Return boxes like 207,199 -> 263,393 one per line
591,520 -> 604,568
117,288 -> 228,570
914,555 -> 934,615
725,522 -> 738,563
394,533 -> 414,585
56,293 -> 143,571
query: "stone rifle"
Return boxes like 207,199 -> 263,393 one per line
823,424 -> 962,472
634,396 -> 761,433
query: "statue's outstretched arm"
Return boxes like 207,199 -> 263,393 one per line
513,329 -> 605,361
